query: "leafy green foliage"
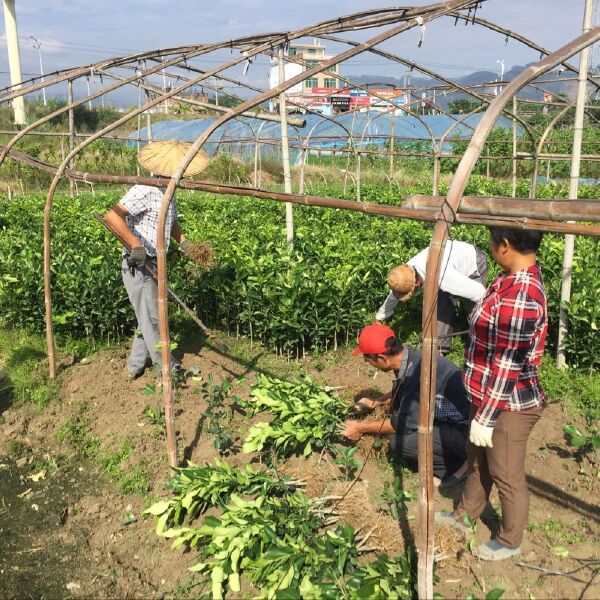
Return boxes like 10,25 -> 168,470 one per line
1,186 -> 599,367
382,477 -> 413,521
242,375 -> 351,457
563,424 -> 600,464
148,459 -> 294,532
466,589 -> 505,600
344,551 -> 416,599
195,376 -> 242,455
146,461 -> 416,599
333,445 -> 363,480
448,99 -> 482,114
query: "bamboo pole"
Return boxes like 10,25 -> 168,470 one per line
68,80 -> 75,199
404,194 -> 600,222
277,45 -> 294,248
4,144 -> 600,237
416,26 -> 600,600
389,108 -> 395,177
512,96 -> 517,197
558,0 -> 593,369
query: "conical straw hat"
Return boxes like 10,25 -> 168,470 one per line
387,264 -> 417,302
138,140 -> 210,177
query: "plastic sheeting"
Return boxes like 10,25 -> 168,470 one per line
133,111 -> 516,165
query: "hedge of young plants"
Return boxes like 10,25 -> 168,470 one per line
0,177 -> 598,367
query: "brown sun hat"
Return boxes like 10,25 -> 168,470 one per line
387,264 -> 417,302
138,140 -> 210,178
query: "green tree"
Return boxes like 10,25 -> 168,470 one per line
448,98 -> 482,114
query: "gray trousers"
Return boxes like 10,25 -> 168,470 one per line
121,257 -> 178,375
437,248 -> 488,353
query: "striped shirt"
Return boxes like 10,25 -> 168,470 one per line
119,185 -> 177,257
463,264 -> 548,428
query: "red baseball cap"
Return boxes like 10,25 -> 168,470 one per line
352,324 -> 397,356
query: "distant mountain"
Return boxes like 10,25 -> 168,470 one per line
349,63 -> 583,106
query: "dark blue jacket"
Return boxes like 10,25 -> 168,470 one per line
391,347 -> 469,433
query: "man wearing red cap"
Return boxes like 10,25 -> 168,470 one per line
343,323 -> 470,487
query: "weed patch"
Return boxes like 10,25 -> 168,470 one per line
55,405 -> 100,459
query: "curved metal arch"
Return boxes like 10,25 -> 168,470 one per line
151,0 -> 478,466
0,48 -> 211,168
321,32 -> 538,154
299,112 -> 359,195
449,11 -> 600,92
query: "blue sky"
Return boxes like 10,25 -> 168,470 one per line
0,1 -> 591,104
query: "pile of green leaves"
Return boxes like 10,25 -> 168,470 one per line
147,459 -> 292,532
145,461 -> 416,599
242,375 -> 351,457
345,552 -> 416,599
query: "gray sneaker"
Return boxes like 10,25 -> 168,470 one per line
435,511 -> 471,534
476,539 -> 521,561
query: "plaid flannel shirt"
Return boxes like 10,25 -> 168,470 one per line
119,185 -> 177,257
462,264 -> 548,428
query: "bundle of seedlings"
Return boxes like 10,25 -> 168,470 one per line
242,375 -> 352,457
146,459 -> 299,533
146,462 -> 415,598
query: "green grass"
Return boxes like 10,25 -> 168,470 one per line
101,442 -> 150,495
0,325 -> 59,409
540,356 -> 600,423
527,517 -> 588,546
55,404 -> 101,459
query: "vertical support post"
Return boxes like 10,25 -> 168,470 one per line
145,92 -> 153,143
3,0 -> 26,125
389,108 -> 395,178
68,79 -> 75,199
356,150 -> 362,202
299,147 -> 306,195
557,0 -> 593,368
432,150 -> 441,196
530,152 -> 538,199
512,96 -> 517,197
277,45 -> 294,248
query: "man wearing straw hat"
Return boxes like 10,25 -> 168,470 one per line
375,240 -> 488,355
104,140 -> 209,380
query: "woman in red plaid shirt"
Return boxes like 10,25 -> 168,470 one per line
437,226 -> 548,561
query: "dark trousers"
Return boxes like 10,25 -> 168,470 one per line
390,422 -> 468,479
458,406 -> 543,548
437,248 -> 488,353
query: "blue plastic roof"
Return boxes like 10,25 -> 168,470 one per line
133,111 -> 516,165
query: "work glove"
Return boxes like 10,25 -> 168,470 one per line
469,419 -> 494,448
129,245 -> 146,268
179,239 -> 191,256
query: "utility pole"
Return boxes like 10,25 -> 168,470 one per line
2,0 -> 26,125
30,36 -> 46,106
557,0 -> 594,368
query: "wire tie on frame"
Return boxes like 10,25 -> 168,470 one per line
415,16 -> 426,48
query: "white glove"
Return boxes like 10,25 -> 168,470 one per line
469,419 -> 494,448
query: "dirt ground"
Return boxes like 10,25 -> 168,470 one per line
1,340 -> 599,599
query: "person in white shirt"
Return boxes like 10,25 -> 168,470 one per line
375,240 -> 487,355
